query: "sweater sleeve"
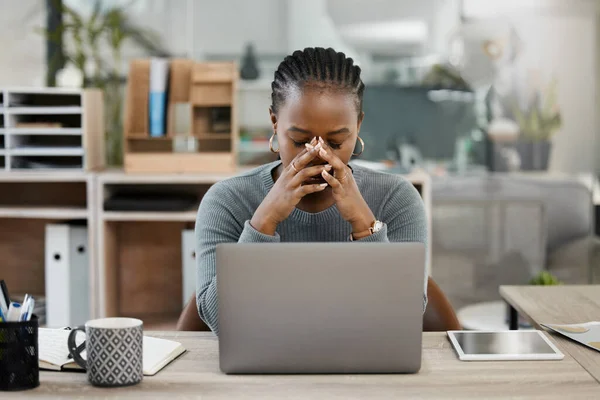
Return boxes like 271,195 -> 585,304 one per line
195,183 -> 279,335
366,177 -> 429,310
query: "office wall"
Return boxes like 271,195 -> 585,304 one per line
519,15 -> 596,174
0,0 -> 45,86
597,15 -> 600,175
464,1 -> 598,174
192,0 -> 288,56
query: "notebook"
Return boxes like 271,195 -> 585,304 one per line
542,321 -> 600,353
38,328 -> 186,376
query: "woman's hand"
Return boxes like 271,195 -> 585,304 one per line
251,137 -> 332,235
313,137 -> 376,234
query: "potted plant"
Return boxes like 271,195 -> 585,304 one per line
512,78 -> 562,171
528,271 -> 562,286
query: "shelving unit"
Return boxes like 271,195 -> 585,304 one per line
123,60 -> 239,173
94,169 -> 432,329
96,171 -> 223,328
0,87 -> 104,171
0,172 -> 96,322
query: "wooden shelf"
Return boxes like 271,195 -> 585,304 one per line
127,136 -> 172,141
0,206 -> 88,219
102,210 -> 197,222
124,152 -> 236,174
197,133 -> 231,139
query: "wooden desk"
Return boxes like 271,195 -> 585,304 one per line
8,332 -> 600,399
500,285 -> 600,384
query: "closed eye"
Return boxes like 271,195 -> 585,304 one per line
292,140 -> 309,148
292,140 -> 342,149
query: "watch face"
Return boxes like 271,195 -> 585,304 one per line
373,220 -> 384,232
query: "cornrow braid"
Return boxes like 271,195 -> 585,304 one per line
271,47 -> 365,115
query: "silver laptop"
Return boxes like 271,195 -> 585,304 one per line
216,242 -> 426,374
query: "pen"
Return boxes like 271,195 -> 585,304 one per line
0,280 -> 10,309
6,302 -> 22,322
24,297 -> 34,321
19,295 -> 32,321
0,281 -> 8,318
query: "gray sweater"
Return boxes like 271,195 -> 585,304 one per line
195,160 -> 428,335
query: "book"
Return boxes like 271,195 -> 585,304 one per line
38,328 -> 186,376
542,321 -> 600,352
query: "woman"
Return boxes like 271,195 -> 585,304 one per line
196,47 -> 428,335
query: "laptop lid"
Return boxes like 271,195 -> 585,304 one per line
216,242 -> 426,374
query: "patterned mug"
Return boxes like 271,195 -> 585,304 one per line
67,318 -> 143,387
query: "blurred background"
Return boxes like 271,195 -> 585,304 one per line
0,0 -> 598,330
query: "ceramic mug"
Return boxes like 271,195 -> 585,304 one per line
67,318 -> 143,387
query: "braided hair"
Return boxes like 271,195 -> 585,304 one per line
271,47 -> 365,116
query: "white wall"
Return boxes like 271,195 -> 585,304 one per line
464,1 -> 598,174
0,0 -> 45,86
596,16 -> 600,174
512,15 -> 596,174
192,0 -> 288,56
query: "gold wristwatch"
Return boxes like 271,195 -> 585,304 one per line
350,220 -> 384,241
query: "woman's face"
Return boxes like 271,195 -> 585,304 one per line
270,86 -> 364,172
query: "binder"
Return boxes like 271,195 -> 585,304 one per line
44,224 -> 90,328
149,57 -> 170,137
181,229 -> 196,306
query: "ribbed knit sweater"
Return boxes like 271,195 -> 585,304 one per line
195,160 -> 428,335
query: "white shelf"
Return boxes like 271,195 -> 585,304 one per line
10,128 -> 82,135
0,206 -> 88,219
10,147 -> 84,156
5,87 -> 82,95
102,210 -> 197,222
7,106 -> 82,115
98,169 -> 247,184
0,170 -> 89,182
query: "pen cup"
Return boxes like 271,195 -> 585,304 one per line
0,315 -> 39,391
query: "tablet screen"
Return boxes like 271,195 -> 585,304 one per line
453,331 -> 555,354
448,331 -> 564,361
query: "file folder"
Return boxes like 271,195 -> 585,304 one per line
182,229 -> 196,306
44,224 -> 90,327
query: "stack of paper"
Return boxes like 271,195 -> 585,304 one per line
542,321 -> 600,352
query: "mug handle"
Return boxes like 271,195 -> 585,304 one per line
67,326 -> 87,369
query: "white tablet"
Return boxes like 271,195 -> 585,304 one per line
447,330 -> 564,361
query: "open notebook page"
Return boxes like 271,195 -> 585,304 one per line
38,328 -> 85,370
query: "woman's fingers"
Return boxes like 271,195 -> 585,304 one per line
288,138 -> 320,174
289,164 -> 332,187
296,182 -> 328,197
321,169 -> 343,192
316,137 -> 349,181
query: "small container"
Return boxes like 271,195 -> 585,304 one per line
0,315 -> 39,391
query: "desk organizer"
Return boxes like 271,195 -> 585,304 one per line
123,59 -> 239,173
0,315 -> 39,391
0,88 -> 104,171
